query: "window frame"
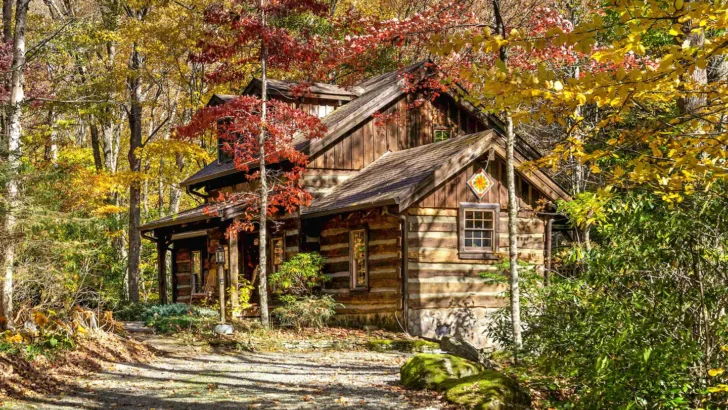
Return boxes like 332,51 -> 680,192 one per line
458,203 -> 500,260
191,250 -> 206,295
433,126 -> 452,142
349,228 -> 369,290
216,117 -> 235,164
270,236 -> 285,274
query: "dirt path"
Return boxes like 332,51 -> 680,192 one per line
4,330 -> 445,410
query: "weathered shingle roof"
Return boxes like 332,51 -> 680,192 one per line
181,63 -> 426,188
140,203 -> 214,231
302,131 -> 496,217
244,78 -> 357,100
141,201 -> 244,232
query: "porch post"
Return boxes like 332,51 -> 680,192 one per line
229,230 -> 240,318
157,234 -> 168,304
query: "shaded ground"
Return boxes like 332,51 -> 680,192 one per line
3,328 -> 445,410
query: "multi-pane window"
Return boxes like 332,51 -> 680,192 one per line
434,128 -> 451,142
350,229 -> 368,288
271,237 -> 284,273
460,204 -> 499,254
216,117 -> 235,163
218,138 -> 234,163
191,250 -> 203,294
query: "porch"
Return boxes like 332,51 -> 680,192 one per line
140,204 -> 302,315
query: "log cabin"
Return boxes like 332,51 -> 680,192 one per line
140,62 -> 571,347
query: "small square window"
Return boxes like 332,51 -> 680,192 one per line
434,129 -> 451,142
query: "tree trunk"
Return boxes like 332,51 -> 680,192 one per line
90,123 -> 104,172
493,0 -> 522,353
45,109 -> 58,162
1,0 -> 30,329
257,0 -> 270,328
2,0 -> 11,43
126,42 -> 143,303
505,113 -> 522,351
100,114 -> 116,172
169,152 -> 184,213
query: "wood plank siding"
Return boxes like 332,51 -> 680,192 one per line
406,152 -> 548,345
310,94 -> 482,171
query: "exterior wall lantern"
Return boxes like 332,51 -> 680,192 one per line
215,245 -> 226,265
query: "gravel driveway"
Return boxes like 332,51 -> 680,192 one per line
5,334 -> 445,410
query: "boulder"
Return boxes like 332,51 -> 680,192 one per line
400,353 -> 485,390
442,371 -> 531,410
440,336 -> 496,368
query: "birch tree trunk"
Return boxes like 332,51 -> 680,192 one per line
505,114 -> 522,351
493,0 -> 522,353
1,0 -> 30,329
257,0 -> 270,328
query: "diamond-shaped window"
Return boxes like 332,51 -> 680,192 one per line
467,168 -> 494,200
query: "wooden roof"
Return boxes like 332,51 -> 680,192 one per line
140,201 -> 243,232
301,131 -> 497,217
180,64 -> 424,188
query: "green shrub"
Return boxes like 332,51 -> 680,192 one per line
272,295 -> 339,329
269,252 -> 328,295
490,191 -> 728,408
141,303 -> 217,323
113,302 -> 155,321
140,303 -> 218,333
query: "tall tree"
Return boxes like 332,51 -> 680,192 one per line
257,0 -> 270,327
186,0 -> 330,325
124,6 -> 148,303
492,0 -> 522,353
1,0 -> 30,328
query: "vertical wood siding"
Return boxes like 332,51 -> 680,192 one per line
310,94 -> 482,171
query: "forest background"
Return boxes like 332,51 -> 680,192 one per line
2,0 -> 728,407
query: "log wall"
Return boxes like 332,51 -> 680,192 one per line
314,208 -> 403,322
407,158 -> 547,347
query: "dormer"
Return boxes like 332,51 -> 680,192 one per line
208,79 -> 357,166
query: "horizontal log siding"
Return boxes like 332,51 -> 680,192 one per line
406,209 -> 545,347
407,211 -> 545,306
318,210 -> 403,319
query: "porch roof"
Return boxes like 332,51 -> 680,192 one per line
140,201 -> 243,232
301,131 -> 497,218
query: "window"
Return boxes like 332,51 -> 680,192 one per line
191,250 -> 204,294
216,117 -> 235,163
271,237 -> 285,273
350,229 -> 368,289
434,128 -> 451,142
218,138 -> 234,163
459,203 -> 499,258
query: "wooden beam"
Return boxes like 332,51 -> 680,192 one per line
157,237 -> 168,304
229,230 -> 240,318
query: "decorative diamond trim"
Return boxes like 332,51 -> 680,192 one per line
467,168 -> 494,200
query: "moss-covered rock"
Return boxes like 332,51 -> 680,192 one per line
367,338 -> 439,353
442,371 -> 531,409
400,353 -> 485,390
